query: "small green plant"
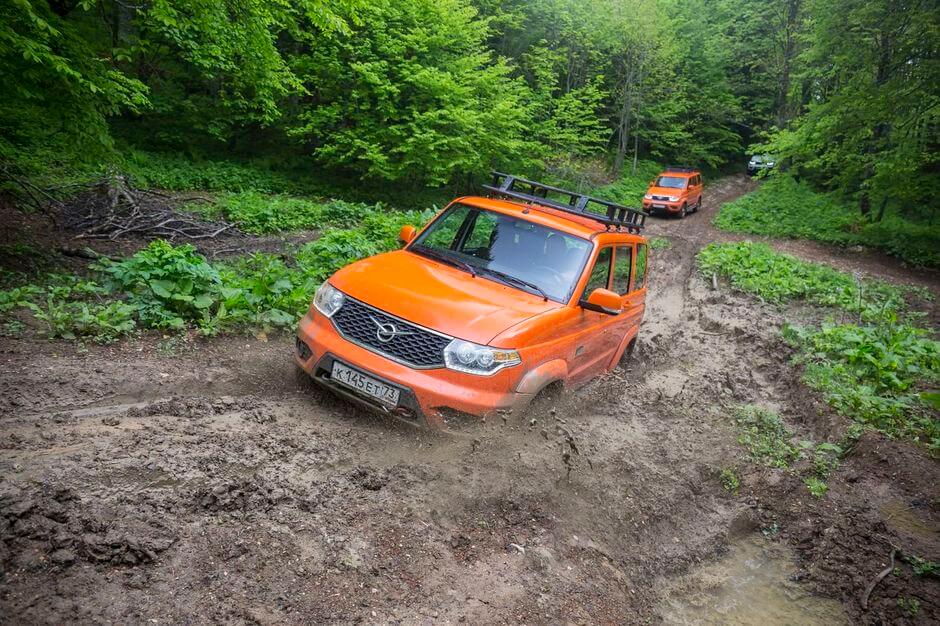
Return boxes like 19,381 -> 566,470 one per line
720,467 -> 740,494
732,405 -> 799,469
897,596 -> 921,617
649,237 -> 671,250
905,555 -> 939,577
804,476 -> 828,497
761,522 -> 780,537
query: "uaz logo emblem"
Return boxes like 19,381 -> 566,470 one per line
369,316 -> 414,343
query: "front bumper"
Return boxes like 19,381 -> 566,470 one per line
643,199 -> 683,213
295,311 -> 533,428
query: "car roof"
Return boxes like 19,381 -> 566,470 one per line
658,170 -> 698,178
455,195 -> 645,241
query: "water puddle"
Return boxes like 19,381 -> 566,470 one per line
880,499 -> 938,541
658,534 -> 848,625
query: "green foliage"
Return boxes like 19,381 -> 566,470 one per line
783,322 -> 940,449
714,177 -> 940,267
803,476 -> 828,498
96,241 -> 221,330
593,161 -> 664,207
732,405 -> 799,469
719,467 -> 740,495
649,237 -> 671,250
290,0 -> 534,185
187,193 -> 378,234
905,555 -> 938,578
698,241 -> 908,320
897,597 -> 921,618
124,151 -> 299,193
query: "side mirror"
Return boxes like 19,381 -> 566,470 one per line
398,225 -> 416,245
579,288 -> 622,316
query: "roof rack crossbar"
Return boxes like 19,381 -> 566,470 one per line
665,165 -> 696,173
483,172 -> 646,233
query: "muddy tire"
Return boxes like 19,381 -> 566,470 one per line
619,337 -> 637,366
695,196 -> 703,212
679,203 -> 688,219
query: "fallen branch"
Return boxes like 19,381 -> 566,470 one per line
861,547 -> 896,610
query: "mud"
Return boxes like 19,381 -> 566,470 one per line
1,175 -> 938,623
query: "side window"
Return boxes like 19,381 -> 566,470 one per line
583,247 -> 612,297
634,244 -> 648,290
612,246 -> 632,295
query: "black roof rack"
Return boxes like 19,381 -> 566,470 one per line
664,166 -> 698,173
482,172 -> 646,233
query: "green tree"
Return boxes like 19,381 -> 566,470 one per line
289,0 -> 535,185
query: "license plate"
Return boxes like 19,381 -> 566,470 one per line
652,203 -> 666,209
331,362 -> 400,407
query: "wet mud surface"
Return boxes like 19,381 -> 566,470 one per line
1,176 -> 938,623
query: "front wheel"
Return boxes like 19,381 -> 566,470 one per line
679,203 -> 688,219
695,196 -> 703,212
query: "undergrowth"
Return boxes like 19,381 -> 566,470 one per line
702,243 -> 939,452
697,241 -> 914,321
714,176 -> 940,267
0,207 -> 433,341
186,193 -> 377,234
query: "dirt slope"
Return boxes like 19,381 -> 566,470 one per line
1,177 -> 937,624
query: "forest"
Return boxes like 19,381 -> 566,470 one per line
2,0 -> 937,219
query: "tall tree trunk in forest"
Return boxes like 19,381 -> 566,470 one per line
613,65 -> 636,174
776,0 -> 801,127
859,24 -> 893,218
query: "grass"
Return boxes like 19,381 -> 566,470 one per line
698,241 -> 913,321
649,237 -> 671,250
803,476 -> 829,498
732,405 -> 799,469
715,175 -> 940,268
719,467 -> 740,494
592,160 -> 664,207
186,193 -> 377,234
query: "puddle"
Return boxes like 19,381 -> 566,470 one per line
880,499 -> 938,541
658,535 -> 849,625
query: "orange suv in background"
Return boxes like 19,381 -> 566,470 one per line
642,167 -> 703,218
295,173 -> 650,428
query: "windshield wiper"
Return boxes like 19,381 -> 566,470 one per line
412,245 -> 477,277
477,267 -> 549,302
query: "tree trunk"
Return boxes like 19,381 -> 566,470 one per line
613,66 -> 636,174
776,0 -> 802,127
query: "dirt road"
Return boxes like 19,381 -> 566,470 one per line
1,176 -> 937,624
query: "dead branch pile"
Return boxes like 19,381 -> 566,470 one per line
2,164 -> 236,241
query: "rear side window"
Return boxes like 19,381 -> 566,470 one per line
583,247 -> 612,296
634,244 -> 648,290
612,246 -> 632,295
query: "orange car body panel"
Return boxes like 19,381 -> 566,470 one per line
642,169 -> 703,214
296,195 -> 649,428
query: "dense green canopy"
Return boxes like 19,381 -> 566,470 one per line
1,0 -> 937,218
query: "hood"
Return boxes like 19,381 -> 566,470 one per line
328,250 -> 560,345
648,186 -> 686,197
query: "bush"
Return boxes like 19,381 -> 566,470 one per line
698,241 -> 909,320
593,160 -> 665,207
96,241 -> 221,330
715,176 -> 940,268
784,322 -> 940,449
185,193 -> 380,234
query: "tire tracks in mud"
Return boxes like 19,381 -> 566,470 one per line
2,175 -> 936,624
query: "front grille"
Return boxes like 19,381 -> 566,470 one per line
652,195 -> 671,201
331,297 -> 451,368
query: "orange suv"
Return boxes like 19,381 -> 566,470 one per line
295,173 -> 650,428
642,167 -> 703,217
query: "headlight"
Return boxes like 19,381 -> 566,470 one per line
444,339 -> 520,375
668,196 -> 679,202
643,193 -> 652,200
767,162 -> 775,167
313,282 -> 345,318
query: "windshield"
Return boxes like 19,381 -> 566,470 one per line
654,176 -> 687,189
410,204 -> 592,302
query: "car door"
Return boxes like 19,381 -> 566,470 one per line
567,245 -> 619,382
695,174 -> 703,205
